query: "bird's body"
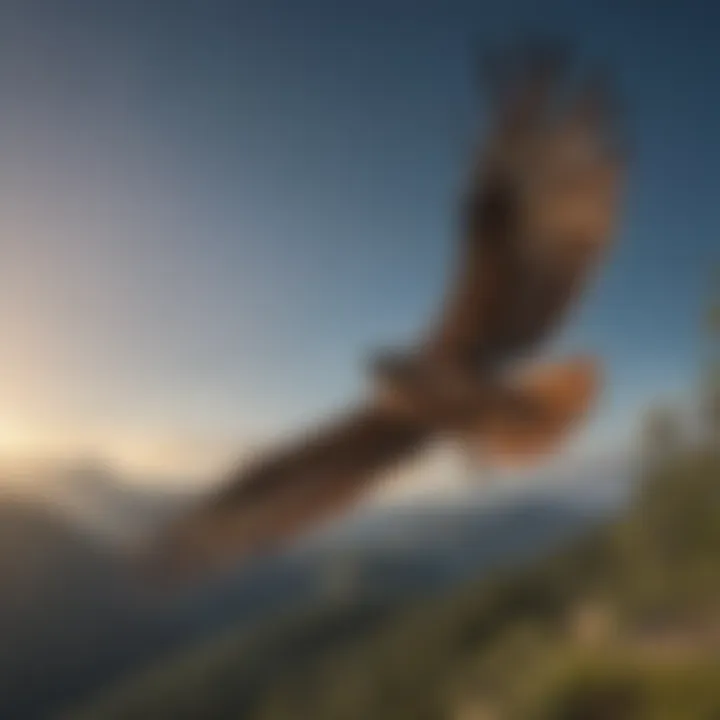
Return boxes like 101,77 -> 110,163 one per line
146,45 -> 625,587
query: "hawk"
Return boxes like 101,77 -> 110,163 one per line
146,45 -> 624,586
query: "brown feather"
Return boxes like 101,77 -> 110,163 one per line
475,356 -> 600,466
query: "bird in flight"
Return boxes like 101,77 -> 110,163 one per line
146,44 -> 624,586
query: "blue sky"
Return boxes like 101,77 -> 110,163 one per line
0,0 -> 717,481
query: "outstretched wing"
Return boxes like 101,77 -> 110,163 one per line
145,405 -> 429,585
425,46 -> 622,368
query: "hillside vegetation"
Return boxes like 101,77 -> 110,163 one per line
67,446 -> 720,720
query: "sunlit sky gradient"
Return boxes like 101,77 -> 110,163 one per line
0,0 -> 717,485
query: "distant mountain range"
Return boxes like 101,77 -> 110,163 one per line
0,452 -> 632,719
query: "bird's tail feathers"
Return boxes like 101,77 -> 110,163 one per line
467,355 -> 600,467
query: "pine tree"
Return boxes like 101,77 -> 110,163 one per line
701,265 -> 720,450
642,405 -> 680,466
